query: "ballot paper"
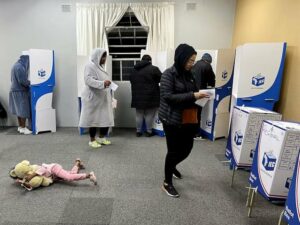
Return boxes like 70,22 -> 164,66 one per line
110,82 -> 118,91
195,89 -> 215,107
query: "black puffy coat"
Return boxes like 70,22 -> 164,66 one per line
192,59 -> 216,90
159,66 -> 197,126
129,60 -> 161,109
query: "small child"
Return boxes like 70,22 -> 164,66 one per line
20,158 -> 97,191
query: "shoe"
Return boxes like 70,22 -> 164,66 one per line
96,137 -> 111,145
145,132 -> 155,137
161,182 -> 179,198
136,132 -> 143,137
89,171 -> 97,185
19,127 -> 32,135
194,135 -> 204,141
173,169 -> 182,179
75,158 -> 85,169
17,127 -> 22,133
88,141 -> 101,148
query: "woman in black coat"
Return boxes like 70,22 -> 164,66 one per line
159,44 -> 209,197
129,55 -> 162,137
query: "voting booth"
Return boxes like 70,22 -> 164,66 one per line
28,49 -> 56,134
230,42 -> 287,114
196,49 -> 235,140
225,106 -> 282,168
249,120 -> 300,201
283,152 -> 300,225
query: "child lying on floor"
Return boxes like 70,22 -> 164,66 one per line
12,158 -> 97,191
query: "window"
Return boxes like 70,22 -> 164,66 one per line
106,9 -> 149,81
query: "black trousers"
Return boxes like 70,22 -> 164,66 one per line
163,123 -> 198,184
89,127 -> 109,138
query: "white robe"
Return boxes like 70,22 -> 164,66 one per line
79,49 -> 114,128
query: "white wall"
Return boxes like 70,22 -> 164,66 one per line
0,0 -> 236,127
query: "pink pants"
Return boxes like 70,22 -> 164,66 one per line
51,164 -> 87,182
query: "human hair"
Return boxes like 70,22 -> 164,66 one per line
142,54 -> 152,62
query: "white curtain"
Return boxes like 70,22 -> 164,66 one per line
76,3 -> 128,56
130,2 -> 174,51
76,2 -> 174,55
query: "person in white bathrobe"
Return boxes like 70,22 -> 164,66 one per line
79,48 -> 114,148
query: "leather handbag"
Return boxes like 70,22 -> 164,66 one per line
182,108 -> 198,124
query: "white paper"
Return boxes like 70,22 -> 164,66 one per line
110,82 -> 118,91
195,89 -> 215,107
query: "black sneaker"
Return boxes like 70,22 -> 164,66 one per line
145,132 -> 155,137
136,132 -> 143,137
173,169 -> 182,179
162,182 -> 180,198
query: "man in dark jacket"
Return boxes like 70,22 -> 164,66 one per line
191,53 -> 216,140
129,54 -> 162,137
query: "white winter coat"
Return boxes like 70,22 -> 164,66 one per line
79,48 -> 114,128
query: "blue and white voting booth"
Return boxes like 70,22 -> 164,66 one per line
230,42 -> 287,112
196,49 -> 235,141
249,121 -> 300,201
283,152 -> 300,225
225,106 -> 282,167
28,49 -> 56,134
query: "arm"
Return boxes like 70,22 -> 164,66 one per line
84,66 -> 106,89
207,66 -> 216,88
153,66 -> 162,84
15,67 -> 30,87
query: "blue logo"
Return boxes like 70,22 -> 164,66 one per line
38,69 -> 46,77
252,74 -> 265,86
206,120 -> 212,127
234,130 -> 243,146
222,70 -> 228,79
155,118 -> 161,124
262,152 -> 276,171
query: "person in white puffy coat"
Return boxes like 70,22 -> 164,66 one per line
79,48 -> 114,148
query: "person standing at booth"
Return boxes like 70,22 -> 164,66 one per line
159,44 -> 209,197
191,53 -> 216,140
9,54 -> 32,134
129,54 -> 162,137
79,48 -> 114,148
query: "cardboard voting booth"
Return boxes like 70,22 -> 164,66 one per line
230,42 -> 287,112
283,152 -> 300,225
249,120 -> 300,201
28,49 -> 56,134
226,106 -> 282,168
196,49 -> 235,141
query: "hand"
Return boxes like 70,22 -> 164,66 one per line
104,80 -> 111,88
194,92 -> 210,100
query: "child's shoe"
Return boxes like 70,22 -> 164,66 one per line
89,171 -> 97,185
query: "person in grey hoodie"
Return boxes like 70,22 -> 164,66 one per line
9,54 -> 32,134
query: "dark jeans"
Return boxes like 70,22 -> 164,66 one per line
89,127 -> 109,138
163,123 -> 198,184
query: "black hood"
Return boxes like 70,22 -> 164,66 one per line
174,44 -> 196,73
134,60 -> 151,70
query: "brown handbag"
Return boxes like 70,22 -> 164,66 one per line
182,108 -> 198,124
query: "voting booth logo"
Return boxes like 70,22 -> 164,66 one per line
250,149 -> 255,159
262,152 -> 277,171
38,69 -> 46,78
252,74 -> 265,87
221,70 -> 228,80
234,130 -> 243,146
206,120 -> 212,127
155,118 -> 161,125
